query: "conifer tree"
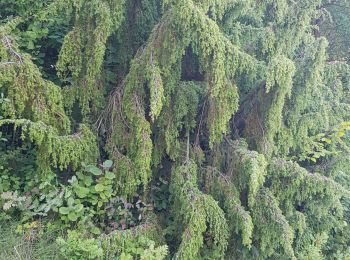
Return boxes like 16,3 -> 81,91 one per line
1,0 -> 350,259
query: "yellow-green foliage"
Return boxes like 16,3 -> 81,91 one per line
269,159 -> 347,221
56,214 -> 167,259
156,81 -> 204,161
208,139 -> 295,258
100,214 -> 168,259
205,138 -> 349,258
224,139 -> 267,207
0,119 -> 98,173
262,55 -> 295,154
278,37 -> 329,157
170,162 -> 228,259
104,0 -> 256,196
252,188 -> 295,259
209,140 -> 296,258
267,158 -> 348,258
268,158 -> 347,212
147,62 -> 164,121
226,0 -> 329,158
203,166 -> 253,247
0,28 -> 70,133
281,39 -> 350,162
1,0 -> 350,258
56,0 -> 126,118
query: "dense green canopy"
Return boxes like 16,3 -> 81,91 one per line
0,0 -> 350,259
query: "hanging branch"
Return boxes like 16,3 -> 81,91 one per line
1,36 -> 23,66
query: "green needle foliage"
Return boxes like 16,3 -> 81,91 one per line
1,0 -> 350,259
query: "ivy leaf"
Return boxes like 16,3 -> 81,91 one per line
86,165 -> 102,176
103,160 -> 113,168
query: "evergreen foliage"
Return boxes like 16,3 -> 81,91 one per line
1,0 -> 350,259
170,162 -> 228,259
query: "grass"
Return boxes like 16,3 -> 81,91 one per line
0,220 -> 62,260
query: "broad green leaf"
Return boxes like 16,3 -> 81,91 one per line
75,204 -> 84,212
68,212 -> 78,221
103,160 -> 113,168
105,172 -> 115,180
75,186 -> 90,198
95,183 -> 105,192
83,176 -> 93,187
86,165 -> 102,176
59,207 -> 70,215
67,197 -> 74,206
100,192 -> 107,200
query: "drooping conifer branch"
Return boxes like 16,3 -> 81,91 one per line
170,162 -> 228,259
56,0 -> 127,118
103,0 -> 257,196
0,119 -> 98,173
0,29 -> 70,133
